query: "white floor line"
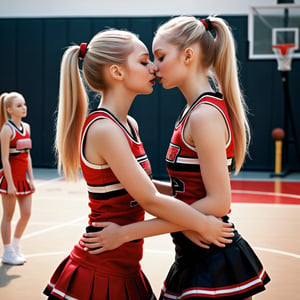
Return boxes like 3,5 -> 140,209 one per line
232,189 -> 300,200
22,216 -> 87,240
19,173 -> 86,239
254,247 -> 300,260
35,176 -> 64,187
14,221 -> 85,226
144,246 -> 300,260
26,251 -> 69,258
21,246 -> 300,260
18,173 -> 300,261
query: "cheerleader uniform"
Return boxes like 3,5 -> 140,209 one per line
0,120 -> 33,195
160,93 -> 270,300
44,109 -> 156,300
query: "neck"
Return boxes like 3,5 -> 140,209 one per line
179,70 -> 213,107
10,117 -> 22,128
98,88 -> 135,125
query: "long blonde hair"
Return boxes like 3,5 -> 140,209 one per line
155,16 -> 250,173
56,29 -> 137,180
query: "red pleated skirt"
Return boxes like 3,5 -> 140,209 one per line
44,241 -> 156,300
0,153 -> 32,196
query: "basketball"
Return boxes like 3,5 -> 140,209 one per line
272,128 -> 285,140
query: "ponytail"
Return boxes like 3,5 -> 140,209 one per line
55,46 -> 88,180
211,17 -> 250,173
0,93 -> 9,130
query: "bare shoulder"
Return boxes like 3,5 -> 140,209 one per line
22,122 -> 31,131
189,103 -> 224,130
84,117 -> 131,165
127,115 -> 139,132
87,118 -> 130,149
1,123 -> 13,137
187,103 -> 228,148
88,117 -> 122,139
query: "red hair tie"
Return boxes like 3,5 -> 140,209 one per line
201,19 -> 212,31
79,43 -> 88,59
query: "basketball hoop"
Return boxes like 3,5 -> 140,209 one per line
272,43 -> 295,71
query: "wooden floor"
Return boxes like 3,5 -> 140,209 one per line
0,168 -> 299,299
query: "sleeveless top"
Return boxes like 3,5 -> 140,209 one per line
0,120 -> 32,195
80,108 -> 152,226
166,92 -> 234,205
6,119 -> 32,158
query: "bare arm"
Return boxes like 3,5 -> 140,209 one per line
81,214 -> 233,254
1,125 -> 16,195
80,117 -> 234,253
84,119 -> 230,239
26,152 -> 35,193
185,104 -> 232,217
24,123 -> 35,192
27,153 -> 34,183
166,104 -> 232,244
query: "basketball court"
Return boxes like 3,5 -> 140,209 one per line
249,4 -> 300,175
0,168 -> 299,299
1,2 -> 300,300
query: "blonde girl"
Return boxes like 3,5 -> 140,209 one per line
82,17 -> 270,300
43,29 -> 233,300
0,92 -> 34,265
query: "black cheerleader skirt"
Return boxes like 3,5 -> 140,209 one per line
160,217 -> 270,300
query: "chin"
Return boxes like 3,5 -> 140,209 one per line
141,88 -> 153,95
162,83 -> 174,90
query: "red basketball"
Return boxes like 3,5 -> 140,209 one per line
272,128 -> 285,140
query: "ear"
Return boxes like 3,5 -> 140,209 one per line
7,106 -> 13,115
184,47 -> 194,64
109,64 -> 124,80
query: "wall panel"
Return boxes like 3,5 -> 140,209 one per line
0,16 -> 299,176
0,20 -> 17,89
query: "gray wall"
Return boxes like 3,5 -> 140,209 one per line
0,16 -> 299,177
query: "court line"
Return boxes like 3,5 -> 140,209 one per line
232,189 -> 300,200
22,216 -> 87,240
26,251 -> 69,258
26,174 -> 300,260
35,175 -> 64,187
144,247 -> 300,259
18,221 -> 85,226
254,247 -> 300,260
17,174 -> 86,239
23,247 -> 300,260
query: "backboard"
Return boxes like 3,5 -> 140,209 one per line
248,4 -> 300,59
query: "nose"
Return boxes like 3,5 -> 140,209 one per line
149,61 -> 158,73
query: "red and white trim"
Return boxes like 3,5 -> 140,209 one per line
46,282 -> 78,300
161,268 -> 268,299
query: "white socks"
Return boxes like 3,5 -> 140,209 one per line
2,242 -> 25,265
3,243 -> 14,252
12,237 -> 21,249
12,237 -> 25,260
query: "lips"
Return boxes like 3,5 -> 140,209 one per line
156,76 -> 162,83
150,76 -> 158,85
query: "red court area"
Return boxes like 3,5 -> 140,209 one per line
231,180 -> 300,205
0,169 -> 299,300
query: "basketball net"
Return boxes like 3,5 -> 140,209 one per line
272,43 -> 295,72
